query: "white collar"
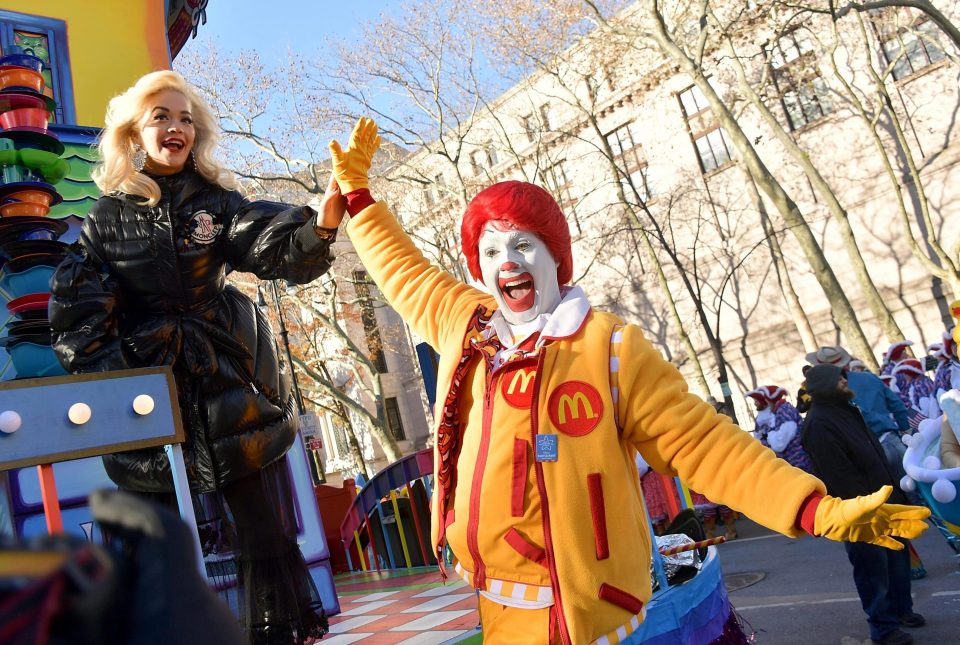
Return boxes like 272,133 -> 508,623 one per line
485,285 -> 592,349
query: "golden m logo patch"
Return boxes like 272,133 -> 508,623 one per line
548,381 -> 603,436
501,366 -> 537,408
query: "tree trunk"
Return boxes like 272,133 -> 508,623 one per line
644,3 -> 878,370
839,1 -> 960,51
342,405 -> 371,479
824,13 -> 960,300
370,372 -> 403,463
633,224 -> 714,396
721,31 -> 907,343
590,113 -> 715,396
744,171 -> 820,352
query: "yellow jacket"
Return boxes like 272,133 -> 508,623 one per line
347,202 -> 826,644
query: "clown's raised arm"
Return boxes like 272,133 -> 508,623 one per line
329,116 -> 928,644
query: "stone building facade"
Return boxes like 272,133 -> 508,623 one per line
376,1 -> 960,424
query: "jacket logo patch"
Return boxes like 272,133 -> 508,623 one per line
548,381 -> 603,436
188,210 -> 222,244
502,366 -> 537,408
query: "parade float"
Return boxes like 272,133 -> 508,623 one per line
0,0 -> 337,620
901,392 -> 960,536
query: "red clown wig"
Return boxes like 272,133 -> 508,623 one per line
461,181 -> 573,286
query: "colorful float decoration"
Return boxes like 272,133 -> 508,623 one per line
0,46 -> 69,379
901,393 -> 960,531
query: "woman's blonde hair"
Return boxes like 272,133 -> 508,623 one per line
92,70 -> 236,206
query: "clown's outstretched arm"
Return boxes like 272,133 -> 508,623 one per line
615,325 -> 929,548
329,117 -> 492,350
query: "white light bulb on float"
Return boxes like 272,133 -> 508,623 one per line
133,394 -> 155,416
0,410 -> 21,433
68,403 -> 92,425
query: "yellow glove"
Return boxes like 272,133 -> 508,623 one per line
328,116 -> 381,194
814,485 -> 930,550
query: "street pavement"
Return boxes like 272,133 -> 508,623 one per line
719,517 -> 960,644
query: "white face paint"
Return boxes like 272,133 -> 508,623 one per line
478,223 -> 562,325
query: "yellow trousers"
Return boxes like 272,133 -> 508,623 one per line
478,595 -> 560,645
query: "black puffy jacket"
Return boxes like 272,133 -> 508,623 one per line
50,170 -> 335,493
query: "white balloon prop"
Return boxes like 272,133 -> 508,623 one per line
900,414 -> 960,525
931,478 -> 957,504
899,475 -> 916,493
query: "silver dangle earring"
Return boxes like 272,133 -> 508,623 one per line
190,149 -> 197,170
132,144 -> 147,172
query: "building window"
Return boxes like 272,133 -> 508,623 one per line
678,85 -> 733,173
603,66 -> 617,93
604,122 -> 653,203
539,103 -> 552,131
0,11 -> 76,124
384,397 -> 405,441
331,416 -> 350,459
485,145 -> 499,169
541,160 -> 573,205
521,114 -> 535,142
353,270 -> 388,373
769,30 -> 833,130
881,20 -> 945,80
432,172 -> 445,203
470,150 -> 483,176
540,159 -> 580,231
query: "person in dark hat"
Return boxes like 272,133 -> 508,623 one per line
801,364 -> 925,645
808,346 -> 910,480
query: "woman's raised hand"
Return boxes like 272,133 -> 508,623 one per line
329,117 -> 381,194
316,172 -> 347,229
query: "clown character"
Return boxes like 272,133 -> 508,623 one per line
325,118 -> 929,644
882,340 -> 915,396
934,327 -> 960,402
927,342 -> 945,369
848,359 -> 867,373
747,386 -> 813,473
49,71 -> 336,643
893,358 -> 940,426
940,303 -> 960,470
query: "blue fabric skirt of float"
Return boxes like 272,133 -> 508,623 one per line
629,548 -> 750,644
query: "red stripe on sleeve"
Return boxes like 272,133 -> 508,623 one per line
796,492 -> 824,536
345,188 -> 375,216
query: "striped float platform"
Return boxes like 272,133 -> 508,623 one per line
321,566 -> 481,645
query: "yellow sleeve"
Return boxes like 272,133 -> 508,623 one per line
616,324 -> 825,537
345,201 -> 493,350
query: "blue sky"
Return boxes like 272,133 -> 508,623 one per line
197,0 -> 404,60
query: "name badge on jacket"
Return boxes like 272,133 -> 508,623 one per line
535,434 -> 558,462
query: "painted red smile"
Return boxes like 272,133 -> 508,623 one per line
498,272 -> 536,312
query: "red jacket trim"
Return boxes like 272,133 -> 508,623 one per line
345,188 -> 375,216
512,438 -> 527,517
598,583 -> 645,615
587,473 -> 610,560
504,527 -> 548,568
797,492 -> 823,536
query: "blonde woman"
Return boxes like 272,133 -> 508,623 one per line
50,70 -> 339,643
